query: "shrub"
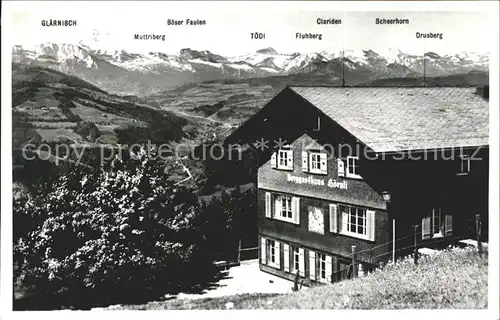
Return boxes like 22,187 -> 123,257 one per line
14,147 -> 216,309
57,100 -> 82,123
55,95 -> 77,109
74,121 -> 101,142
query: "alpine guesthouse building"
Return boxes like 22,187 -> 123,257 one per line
225,86 -> 489,286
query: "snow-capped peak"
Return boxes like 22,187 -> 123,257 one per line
256,47 -> 279,55
18,42 -> 98,68
12,42 -> 489,92
100,50 -> 195,73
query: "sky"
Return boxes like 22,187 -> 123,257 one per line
8,2 -> 493,57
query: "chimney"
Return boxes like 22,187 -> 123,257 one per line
476,85 -> 489,100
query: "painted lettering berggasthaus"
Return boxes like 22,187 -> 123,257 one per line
286,173 -> 348,190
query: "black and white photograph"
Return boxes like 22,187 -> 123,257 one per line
1,1 -> 499,318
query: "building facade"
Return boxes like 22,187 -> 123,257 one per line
225,86 -> 489,286
258,133 -> 390,284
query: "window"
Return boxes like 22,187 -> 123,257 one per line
289,246 -> 305,276
278,150 -> 288,168
344,206 -> 367,236
433,208 -> 442,237
309,252 -> 332,283
346,156 -> 361,179
333,204 -> 375,241
293,247 -> 300,272
309,152 -> 327,174
273,149 -> 293,170
280,195 -> 293,219
422,208 -> 453,240
311,153 -> 321,171
458,155 -> 470,175
302,151 -> 327,174
319,253 -> 327,281
260,237 -> 280,268
268,239 -> 276,264
265,192 -> 300,224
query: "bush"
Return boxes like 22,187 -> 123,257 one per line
74,121 -> 101,142
14,147 -> 217,309
55,95 -> 77,109
57,100 -> 82,123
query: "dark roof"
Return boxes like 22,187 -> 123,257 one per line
289,86 -> 489,153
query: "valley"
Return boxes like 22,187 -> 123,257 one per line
11,43 -> 490,180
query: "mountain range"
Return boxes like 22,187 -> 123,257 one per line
12,43 -> 489,96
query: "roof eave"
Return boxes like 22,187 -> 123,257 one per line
370,144 -> 489,156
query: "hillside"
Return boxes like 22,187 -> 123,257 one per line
12,63 -> 188,148
12,61 -> 489,148
110,247 -> 488,310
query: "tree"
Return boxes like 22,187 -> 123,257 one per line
74,121 -> 101,142
14,147 -> 216,309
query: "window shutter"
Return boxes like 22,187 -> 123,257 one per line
422,217 -> 431,240
329,204 -> 338,233
275,241 -> 281,269
286,150 -> 294,170
319,153 -> 327,174
301,151 -> 309,172
275,197 -> 281,218
260,237 -> 266,264
292,197 -> 300,225
342,209 -> 348,233
299,248 -> 305,276
337,159 -> 345,177
445,215 -> 453,236
265,192 -> 271,218
271,152 -> 277,168
283,244 -> 290,272
326,255 -> 332,283
309,250 -> 316,280
367,210 -> 376,241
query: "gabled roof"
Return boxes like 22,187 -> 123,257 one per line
289,86 -> 489,153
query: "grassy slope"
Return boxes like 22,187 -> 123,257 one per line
264,249 -> 488,310
112,248 -> 487,310
12,63 -> 187,147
